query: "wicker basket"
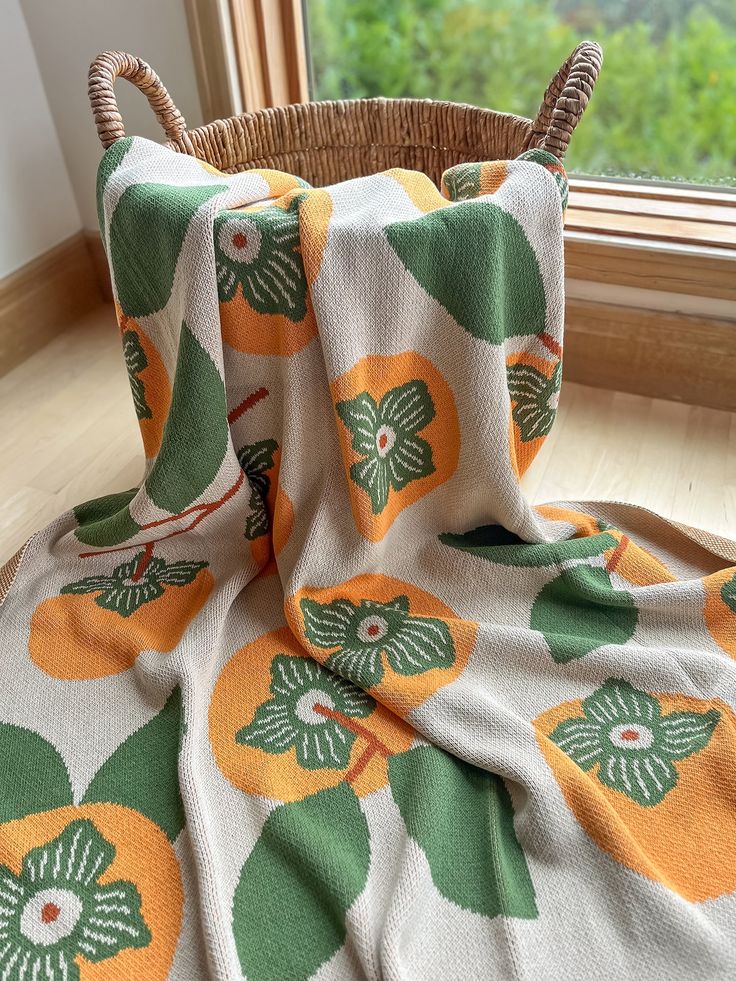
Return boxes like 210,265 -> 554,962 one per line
88,42 -> 601,187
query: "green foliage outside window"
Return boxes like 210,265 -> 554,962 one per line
306,0 -> 736,185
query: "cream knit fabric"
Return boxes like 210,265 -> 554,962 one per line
0,137 -> 734,980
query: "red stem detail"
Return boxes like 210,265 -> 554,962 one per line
606,535 -> 630,574
228,387 -> 269,425
87,325 -> 264,566
78,471 -> 245,560
312,703 -> 391,784
138,500 -> 218,531
131,541 -> 154,582
539,332 -> 563,359
346,744 -> 382,784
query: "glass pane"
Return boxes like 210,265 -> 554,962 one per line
305,0 -> 736,186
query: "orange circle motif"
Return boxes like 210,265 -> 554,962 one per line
386,169 -> 447,214
246,444 -> 295,575
536,505 -> 675,585
208,627 -> 414,803
535,681 -> 736,902
506,353 -> 560,478
115,312 -> 172,460
287,573 -> 477,716
218,189 -> 332,357
704,568 -> 736,657
0,804 -> 183,980
29,569 -> 213,680
331,352 -> 460,542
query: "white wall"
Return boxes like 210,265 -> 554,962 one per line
20,0 -> 203,232
0,0 -> 82,277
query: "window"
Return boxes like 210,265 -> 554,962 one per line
184,0 -> 735,407
304,0 -> 736,188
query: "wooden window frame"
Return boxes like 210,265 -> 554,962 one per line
187,0 -> 736,410
565,177 -> 736,308
227,0 -> 309,111
185,0 -> 309,119
184,0 -> 242,122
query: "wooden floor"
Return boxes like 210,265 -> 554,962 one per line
1,304 -> 734,562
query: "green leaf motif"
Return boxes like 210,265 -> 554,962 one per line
122,329 -> 152,420
156,559 -> 208,587
507,360 -> 562,442
73,488 -> 141,547
238,438 -> 278,477
62,555 -> 207,618
721,572 -> 736,614
442,163 -> 482,202
0,819 -> 151,979
336,380 -> 436,515
244,494 -> 269,541
388,745 -> 537,919
96,135 -> 132,248
238,438 -> 278,541
385,201 -> 547,343
549,679 -> 720,807
530,565 -> 638,663
144,322 -> 229,514
83,688 -> 185,841
109,182 -> 223,318
301,594 -> 454,689
0,724 -> 72,823
215,196 -> 307,320
439,526 -> 619,568
232,783 -> 371,981
235,655 -> 374,770
73,488 -> 137,526
517,148 -> 569,210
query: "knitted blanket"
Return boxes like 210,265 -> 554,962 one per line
1,137 -> 735,980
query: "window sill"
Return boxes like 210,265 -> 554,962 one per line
565,178 -> 736,303
562,179 -> 736,411
564,179 -> 736,305
567,178 -> 736,247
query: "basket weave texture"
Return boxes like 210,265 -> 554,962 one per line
88,42 -> 601,187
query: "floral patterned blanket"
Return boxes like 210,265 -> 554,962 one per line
1,136 -> 735,980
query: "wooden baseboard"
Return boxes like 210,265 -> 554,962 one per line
5,233 -> 731,411
565,299 -> 736,412
84,231 -> 113,302
0,232 -> 103,376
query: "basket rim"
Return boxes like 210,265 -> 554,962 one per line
88,42 -> 602,162
174,96 -> 536,159
183,94 -> 534,129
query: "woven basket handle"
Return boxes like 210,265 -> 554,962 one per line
89,44 -> 601,160
88,51 -> 193,151
531,40 -> 602,161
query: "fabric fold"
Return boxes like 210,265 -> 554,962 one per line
0,138 -> 735,980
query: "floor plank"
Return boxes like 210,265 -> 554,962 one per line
0,304 -> 733,563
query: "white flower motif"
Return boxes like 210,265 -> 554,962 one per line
218,217 -> 262,265
550,679 -> 720,807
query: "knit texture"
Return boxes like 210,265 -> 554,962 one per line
0,138 -> 735,979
